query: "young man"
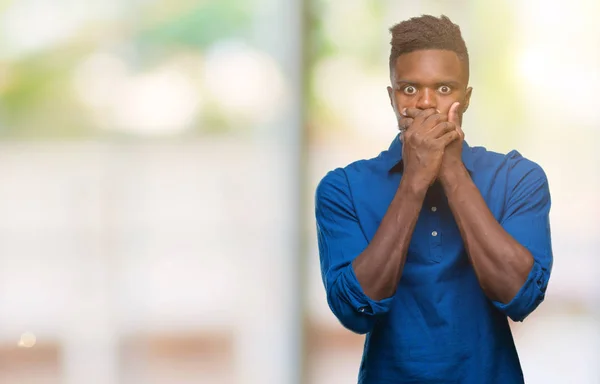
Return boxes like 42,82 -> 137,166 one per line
315,15 -> 553,383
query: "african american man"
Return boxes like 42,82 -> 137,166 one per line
315,14 -> 553,384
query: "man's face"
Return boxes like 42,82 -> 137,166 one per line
387,49 -> 472,128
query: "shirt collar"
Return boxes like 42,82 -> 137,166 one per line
386,133 -> 476,173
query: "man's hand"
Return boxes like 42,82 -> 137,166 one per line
400,108 -> 460,193
400,103 -> 465,185
439,102 -> 465,181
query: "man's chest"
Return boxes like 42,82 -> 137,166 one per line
348,173 -> 505,267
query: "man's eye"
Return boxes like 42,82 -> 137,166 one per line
438,85 -> 452,94
402,86 -> 417,95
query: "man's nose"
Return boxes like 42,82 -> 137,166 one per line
416,88 -> 436,110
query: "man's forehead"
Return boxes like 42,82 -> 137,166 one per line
391,49 -> 467,82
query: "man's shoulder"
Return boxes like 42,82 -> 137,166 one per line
469,144 -> 546,178
317,151 -> 390,189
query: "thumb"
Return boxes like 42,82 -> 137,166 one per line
448,102 -> 461,125
449,101 -> 465,139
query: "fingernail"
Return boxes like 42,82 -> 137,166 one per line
401,108 -> 407,116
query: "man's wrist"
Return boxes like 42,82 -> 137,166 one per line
399,172 -> 430,199
439,162 -> 469,192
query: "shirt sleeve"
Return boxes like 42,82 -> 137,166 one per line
315,169 -> 393,334
493,157 -> 553,322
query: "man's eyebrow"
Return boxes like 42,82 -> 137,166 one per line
395,80 -> 462,87
434,81 -> 462,87
395,80 -> 418,85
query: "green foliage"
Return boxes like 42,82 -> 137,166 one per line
0,47 -> 93,138
0,0 -> 254,139
136,0 -> 253,50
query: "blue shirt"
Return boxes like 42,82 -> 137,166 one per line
315,134 -> 553,384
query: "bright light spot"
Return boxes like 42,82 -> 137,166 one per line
203,41 -> 288,125
18,332 -> 36,348
516,49 -> 548,87
515,0 -> 600,125
73,53 -> 203,135
112,67 -> 201,135
517,48 -> 600,122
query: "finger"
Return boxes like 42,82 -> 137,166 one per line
398,117 -> 414,132
456,124 -> 465,140
417,113 -> 448,135
438,129 -> 460,147
448,102 -> 461,125
447,102 -> 465,140
423,112 -> 447,130
401,107 -> 421,118
429,121 -> 457,138
409,109 -> 438,132
401,107 -> 438,120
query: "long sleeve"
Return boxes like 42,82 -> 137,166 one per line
493,160 -> 553,322
315,169 -> 393,334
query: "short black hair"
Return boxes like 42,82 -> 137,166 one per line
389,15 -> 469,79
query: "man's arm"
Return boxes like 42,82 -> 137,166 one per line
440,159 -> 553,321
315,169 -> 426,334
351,176 -> 426,300
401,104 -> 552,321
441,164 -> 534,303
401,102 -> 552,321
316,109 -> 459,333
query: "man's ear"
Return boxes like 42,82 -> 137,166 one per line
463,86 -> 473,113
387,86 -> 394,108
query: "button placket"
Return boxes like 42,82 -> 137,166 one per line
429,203 -> 443,263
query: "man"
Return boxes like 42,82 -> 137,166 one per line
315,15 -> 553,383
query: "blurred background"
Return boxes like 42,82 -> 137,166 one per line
0,0 -> 598,383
